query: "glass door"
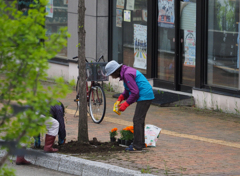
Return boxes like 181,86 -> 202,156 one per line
179,0 -> 196,88
157,0 -> 176,83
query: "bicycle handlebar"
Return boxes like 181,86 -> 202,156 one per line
97,55 -> 105,62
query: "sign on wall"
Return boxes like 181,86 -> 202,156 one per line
133,24 -> 147,70
158,0 -> 175,28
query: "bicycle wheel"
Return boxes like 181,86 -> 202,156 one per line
89,85 -> 106,124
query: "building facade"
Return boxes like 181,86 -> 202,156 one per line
16,0 -> 240,114
109,0 -> 240,113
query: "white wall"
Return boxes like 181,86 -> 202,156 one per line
47,63 -> 69,81
68,62 -> 78,83
193,89 -> 240,114
106,77 -> 125,93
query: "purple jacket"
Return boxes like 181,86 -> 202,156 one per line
120,65 -> 154,105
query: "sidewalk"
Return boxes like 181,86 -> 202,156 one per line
58,89 -> 240,176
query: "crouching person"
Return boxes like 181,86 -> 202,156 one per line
16,116 -> 59,164
43,101 -> 66,152
16,101 -> 66,165
34,101 -> 66,152
16,115 -> 59,165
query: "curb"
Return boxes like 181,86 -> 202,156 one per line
0,150 -> 156,176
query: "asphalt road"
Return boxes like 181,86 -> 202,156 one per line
5,161 -> 76,176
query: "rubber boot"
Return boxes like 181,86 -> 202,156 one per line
16,156 -> 31,165
44,134 -> 58,152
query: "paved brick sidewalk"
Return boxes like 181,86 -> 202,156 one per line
59,89 -> 240,176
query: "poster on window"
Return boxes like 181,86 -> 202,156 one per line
124,10 -> 131,22
142,9 -> 147,22
184,30 -> 196,66
133,24 -> 147,70
116,0 -> 125,9
46,0 -> 53,18
126,0 -> 135,10
116,9 -> 122,27
158,0 -> 174,28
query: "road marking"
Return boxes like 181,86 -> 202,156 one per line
66,108 -> 240,149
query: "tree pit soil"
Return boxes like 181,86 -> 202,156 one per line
53,138 -> 125,154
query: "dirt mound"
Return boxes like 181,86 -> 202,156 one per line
53,138 -> 125,154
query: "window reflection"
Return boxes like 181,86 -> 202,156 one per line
208,0 -> 239,89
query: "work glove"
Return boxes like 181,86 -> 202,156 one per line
58,137 -> 66,145
117,94 -> 125,102
119,101 -> 130,112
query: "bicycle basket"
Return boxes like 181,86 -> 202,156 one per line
86,62 -> 109,81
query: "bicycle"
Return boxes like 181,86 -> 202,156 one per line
72,55 -> 108,124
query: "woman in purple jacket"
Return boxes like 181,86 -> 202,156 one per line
105,61 -> 154,151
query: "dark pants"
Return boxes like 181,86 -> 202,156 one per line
133,100 -> 152,150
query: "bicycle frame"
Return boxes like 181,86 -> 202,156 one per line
86,81 -> 102,105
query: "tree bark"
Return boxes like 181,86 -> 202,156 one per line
77,0 -> 88,143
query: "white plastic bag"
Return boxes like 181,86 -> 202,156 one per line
144,124 -> 161,147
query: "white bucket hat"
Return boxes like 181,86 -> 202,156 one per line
105,60 -> 122,76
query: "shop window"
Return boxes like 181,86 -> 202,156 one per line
111,0 -> 148,74
45,0 -> 68,59
207,0 -> 239,89
18,0 -> 68,59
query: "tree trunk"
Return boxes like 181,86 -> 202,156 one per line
77,0 -> 88,143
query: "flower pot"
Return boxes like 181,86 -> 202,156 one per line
125,140 -> 132,146
121,139 -> 125,145
110,137 -> 116,142
117,138 -> 121,144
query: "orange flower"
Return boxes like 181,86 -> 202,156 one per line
122,126 -> 134,133
128,126 -> 134,130
111,128 -> 118,132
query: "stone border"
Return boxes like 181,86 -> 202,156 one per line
0,150 -> 156,176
